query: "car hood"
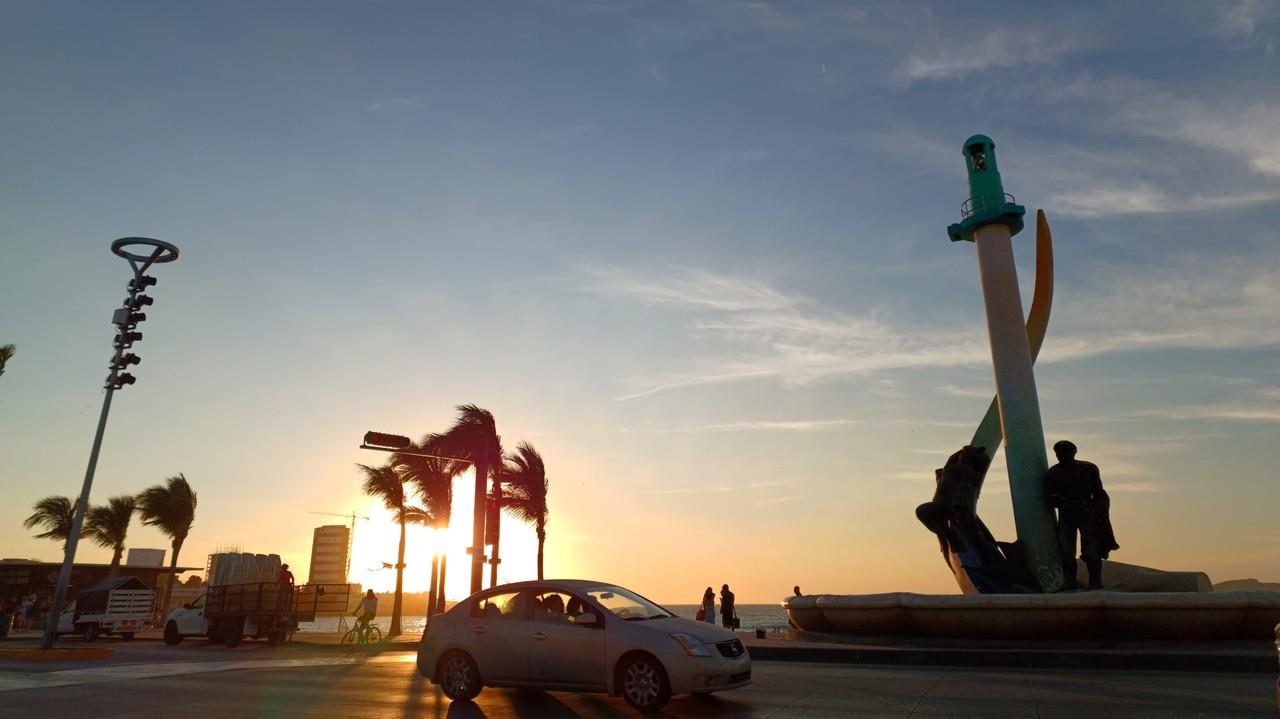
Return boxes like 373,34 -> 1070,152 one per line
635,616 -> 737,643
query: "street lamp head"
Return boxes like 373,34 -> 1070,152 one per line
363,431 -> 412,450
111,237 -> 179,265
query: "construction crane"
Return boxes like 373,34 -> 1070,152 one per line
309,511 -> 370,582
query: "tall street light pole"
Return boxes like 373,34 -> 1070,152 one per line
41,238 -> 180,649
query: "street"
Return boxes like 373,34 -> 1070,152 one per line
0,642 -> 1275,718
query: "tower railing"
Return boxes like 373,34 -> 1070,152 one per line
960,192 -> 1017,219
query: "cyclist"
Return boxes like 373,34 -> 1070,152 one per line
352,589 -> 378,636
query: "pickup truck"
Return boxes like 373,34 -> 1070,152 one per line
164,582 -> 346,647
56,576 -> 154,641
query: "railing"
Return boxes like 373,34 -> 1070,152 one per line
960,193 -> 1017,219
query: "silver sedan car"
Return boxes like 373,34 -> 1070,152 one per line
417,579 -> 751,712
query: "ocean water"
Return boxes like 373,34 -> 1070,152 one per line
297,604 -> 790,634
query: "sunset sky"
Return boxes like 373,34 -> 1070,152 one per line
2,2 -> 1278,603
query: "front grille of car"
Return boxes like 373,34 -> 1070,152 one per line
729,670 -> 751,684
716,639 -> 745,658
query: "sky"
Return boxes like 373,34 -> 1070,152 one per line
2,1 -> 1279,604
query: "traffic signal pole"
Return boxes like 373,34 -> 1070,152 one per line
40,383 -> 116,648
41,238 -> 179,650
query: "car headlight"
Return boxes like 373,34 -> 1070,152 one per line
670,633 -> 710,657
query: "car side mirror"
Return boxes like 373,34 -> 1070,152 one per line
572,612 -> 600,627
183,603 -> 192,610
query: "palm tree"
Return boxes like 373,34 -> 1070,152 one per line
0,344 -> 14,379
24,496 -> 76,552
392,434 -> 461,615
136,474 -> 197,615
434,405 -> 502,594
358,463 -> 432,637
501,443 -> 549,580
83,495 -> 137,577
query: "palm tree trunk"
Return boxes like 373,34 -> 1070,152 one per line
536,527 -> 545,581
436,554 -> 448,614
392,512 -> 406,636
164,538 -> 184,619
470,460 -> 487,595
427,554 -> 439,621
489,484 -> 502,589
108,545 -> 123,578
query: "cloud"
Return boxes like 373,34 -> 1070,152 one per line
580,261 -> 1280,400
1051,185 -> 1280,218
628,419 -> 863,434
755,495 -> 797,507
939,385 -> 992,399
900,30 -> 1075,83
1134,402 -> 1280,423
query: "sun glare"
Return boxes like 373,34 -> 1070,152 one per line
346,477 -> 542,598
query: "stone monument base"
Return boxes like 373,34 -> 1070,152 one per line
785,591 -> 1280,641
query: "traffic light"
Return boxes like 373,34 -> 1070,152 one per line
126,295 -> 154,310
113,331 -> 143,348
111,373 -> 137,389
127,275 -> 157,292
363,431 -> 412,449
110,353 -> 141,371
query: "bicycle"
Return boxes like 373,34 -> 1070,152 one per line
340,618 -> 382,649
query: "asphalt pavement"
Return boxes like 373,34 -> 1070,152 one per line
0,642 -> 1275,718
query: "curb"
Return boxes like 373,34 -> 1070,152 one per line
0,647 -> 114,661
744,643 -> 1276,674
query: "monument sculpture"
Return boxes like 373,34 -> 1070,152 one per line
786,134 -> 1280,640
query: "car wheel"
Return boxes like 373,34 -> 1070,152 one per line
438,651 -> 482,702
163,622 -> 183,645
120,632 -> 135,641
619,654 -> 670,713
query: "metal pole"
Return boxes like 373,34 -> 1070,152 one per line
41,387 -> 115,649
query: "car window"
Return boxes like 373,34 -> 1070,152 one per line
471,591 -> 522,620
531,590 -> 582,624
190,594 -> 205,609
583,585 -> 672,621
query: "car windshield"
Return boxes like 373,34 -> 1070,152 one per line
583,585 -> 673,621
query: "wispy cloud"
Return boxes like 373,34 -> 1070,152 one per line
579,261 -> 1280,400
1107,481 -> 1166,494
755,495 -> 797,507
899,30 -> 1075,84
627,419 -> 862,434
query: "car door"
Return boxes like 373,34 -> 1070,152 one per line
179,593 -> 206,635
527,589 -> 607,690
464,590 -> 529,683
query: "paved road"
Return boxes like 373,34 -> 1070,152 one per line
1,644 -> 1275,718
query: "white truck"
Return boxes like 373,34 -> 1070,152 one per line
164,582 -> 343,647
56,576 -> 154,641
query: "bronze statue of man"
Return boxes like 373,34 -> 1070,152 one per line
1045,441 -> 1118,590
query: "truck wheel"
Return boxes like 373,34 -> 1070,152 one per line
82,624 -> 99,642
120,632 -> 135,641
164,622 -> 182,646
221,619 -> 244,648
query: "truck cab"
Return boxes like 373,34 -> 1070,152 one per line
164,592 -> 209,644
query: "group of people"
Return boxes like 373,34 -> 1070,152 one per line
2,594 -> 50,631
697,584 -> 738,630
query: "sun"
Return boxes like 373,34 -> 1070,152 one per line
346,478 -> 543,598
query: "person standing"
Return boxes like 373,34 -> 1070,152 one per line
699,587 -> 716,625
1045,441 -> 1118,590
719,584 -> 736,631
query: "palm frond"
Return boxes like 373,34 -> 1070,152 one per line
24,495 -> 75,541
83,495 -> 137,550
499,442 -> 548,533
136,474 -> 197,546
